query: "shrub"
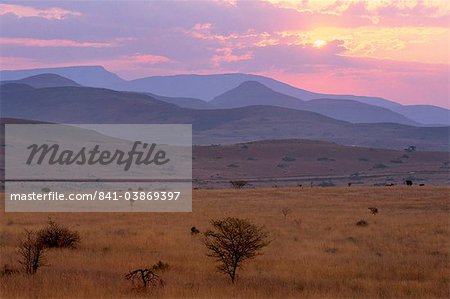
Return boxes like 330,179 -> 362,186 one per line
152,260 -> 170,272
227,164 -> 239,168
281,207 -> 292,219
230,180 -> 248,189
37,219 -> 80,249
390,159 -> 403,164
356,220 -> 368,227
282,156 -> 296,162
1,264 -> 18,277
373,163 -> 388,169
17,230 -> 46,274
203,217 -> 270,283
317,157 -> 335,162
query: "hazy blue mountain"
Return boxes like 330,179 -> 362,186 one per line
1,73 -> 81,88
211,81 -> 304,108
145,93 -> 213,109
388,105 -> 449,126
1,83 -> 448,151
1,66 -> 448,125
0,66 -> 125,89
211,81 -> 419,125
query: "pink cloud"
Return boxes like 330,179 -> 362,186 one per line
211,48 -> 252,66
0,4 -> 81,20
126,54 -> 171,64
0,37 -> 114,48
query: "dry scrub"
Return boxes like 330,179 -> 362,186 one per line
0,186 -> 449,298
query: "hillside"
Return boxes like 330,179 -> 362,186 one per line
1,73 -> 81,88
210,81 -> 418,125
1,84 -> 449,151
193,139 -> 449,187
1,66 -> 448,125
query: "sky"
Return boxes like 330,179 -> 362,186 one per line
0,0 -> 449,108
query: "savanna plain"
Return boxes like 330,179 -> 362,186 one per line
1,186 -> 449,299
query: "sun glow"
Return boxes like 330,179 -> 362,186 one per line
313,39 -> 327,48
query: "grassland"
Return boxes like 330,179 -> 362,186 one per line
1,186 -> 449,298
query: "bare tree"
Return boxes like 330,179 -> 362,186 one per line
18,230 -> 46,274
125,268 -> 164,289
203,217 -> 270,283
125,261 -> 167,289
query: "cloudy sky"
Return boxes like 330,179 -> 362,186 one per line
1,0 -> 449,107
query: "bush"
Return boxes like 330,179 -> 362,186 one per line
356,220 -> 368,227
282,156 -> 296,162
317,157 -> 335,162
230,180 -> 248,189
1,264 -> 18,277
390,159 -> 403,164
37,219 -> 80,249
373,163 -> 388,169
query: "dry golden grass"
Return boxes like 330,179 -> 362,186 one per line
1,186 -> 449,298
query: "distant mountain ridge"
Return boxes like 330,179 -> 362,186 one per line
1,66 -> 448,125
1,83 -> 448,151
210,81 -> 419,125
1,73 -> 81,88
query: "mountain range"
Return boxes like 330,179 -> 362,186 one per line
1,82 -> 448,151
1,65 -> 448,125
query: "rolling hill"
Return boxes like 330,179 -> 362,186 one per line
1,84 -> 448,151
1,73 -> 81,88
1,66 -> 448,125
210,81 -> 418,125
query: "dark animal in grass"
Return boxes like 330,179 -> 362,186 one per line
405,180 -> 413,186
191,226 -> 200,235
368,207 -> 378,215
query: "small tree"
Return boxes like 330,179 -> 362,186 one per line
125,261 -> 167,289
18,230 -> 46,274
203,217 -> 270,283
